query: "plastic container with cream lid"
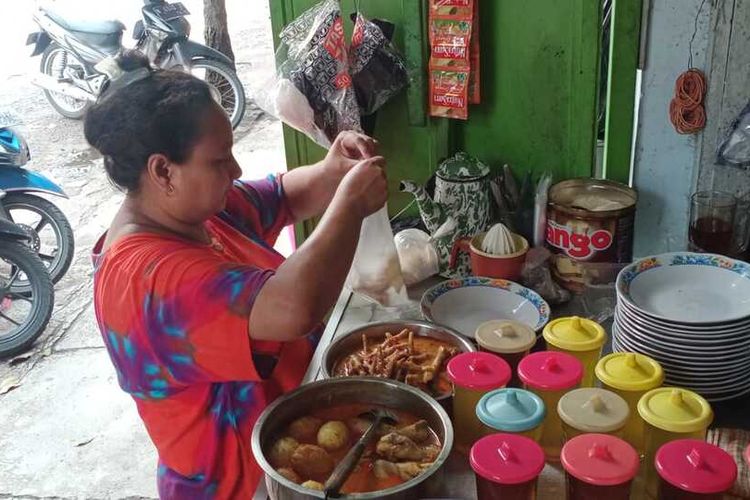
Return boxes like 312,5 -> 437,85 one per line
476,320 -> 537,387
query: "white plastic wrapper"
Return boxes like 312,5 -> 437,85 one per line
347,206 -> 409,307
394,229 -> 439,286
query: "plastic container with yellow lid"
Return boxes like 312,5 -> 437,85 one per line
638,388 -> 714,498
476,320 -> 537,387
543,316 -> 606,387
557,387 -> 630,442
595,352 -> 664,453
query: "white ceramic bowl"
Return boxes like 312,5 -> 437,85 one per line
618,299 -> 750,333
613,330 -> 750,371
421,277 -> 550,338
614,313 -> 750,351
616,305 -> 750,342
617,253 -> 750,324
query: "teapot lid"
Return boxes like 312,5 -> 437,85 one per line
437,152 -> 490,182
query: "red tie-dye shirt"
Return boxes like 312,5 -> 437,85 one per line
92,176 -> 317,499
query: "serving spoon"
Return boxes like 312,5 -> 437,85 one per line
323,408 -> 398,499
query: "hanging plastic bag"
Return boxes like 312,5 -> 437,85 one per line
349,13 -> 410,116
717,101 -> 750,168
394,228 -> 440,286
347,206 -> 409,307
256,0 -> 361,148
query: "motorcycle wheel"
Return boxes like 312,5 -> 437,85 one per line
0,242 -> 54,359
190,59 -> 246,129
3,193 -> 75,287
40,43 -> 91,120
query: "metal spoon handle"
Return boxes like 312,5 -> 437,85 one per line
324,415 -> 383,498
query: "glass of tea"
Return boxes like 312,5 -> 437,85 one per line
689,191 -> 737,255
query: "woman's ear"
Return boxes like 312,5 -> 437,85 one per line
145,153 -> 175,196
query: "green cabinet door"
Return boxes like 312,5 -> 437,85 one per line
451,0 -> 602,180
269,0 -> 604,241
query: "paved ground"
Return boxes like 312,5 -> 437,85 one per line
0,1 -> 285,498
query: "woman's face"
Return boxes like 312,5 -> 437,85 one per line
168,104 -> 242,224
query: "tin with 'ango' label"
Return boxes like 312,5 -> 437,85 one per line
546,179 -> 637,292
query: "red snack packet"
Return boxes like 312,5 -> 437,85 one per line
429,0 -> 474,18
429,17 -> 473,69
429,68 -> 469,120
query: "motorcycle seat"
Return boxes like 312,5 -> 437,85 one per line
41,3 -> 125,35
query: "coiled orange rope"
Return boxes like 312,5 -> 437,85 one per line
669,68 -> 707,134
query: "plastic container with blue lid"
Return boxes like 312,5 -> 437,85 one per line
476,388 -> 546,441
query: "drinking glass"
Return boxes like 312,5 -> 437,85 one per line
689,191 -> 736,255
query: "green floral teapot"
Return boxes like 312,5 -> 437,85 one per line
401,152 -> 493,277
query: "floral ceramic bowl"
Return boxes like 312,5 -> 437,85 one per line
616,252 -> 750,324
421,277 -> 550,338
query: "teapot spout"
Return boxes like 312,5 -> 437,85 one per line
399,180 -> 444,234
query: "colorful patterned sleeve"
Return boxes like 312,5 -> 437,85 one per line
222,175 -> 294,246
140,244 -> 275,385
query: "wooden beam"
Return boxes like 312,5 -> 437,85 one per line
603,0 -> 643,184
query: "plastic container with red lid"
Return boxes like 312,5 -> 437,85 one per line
447,352 -> 511,453
518,351 -> 584,460
470,433 -> 546,500
655,439 -> 738,499
561,433 -> 640,500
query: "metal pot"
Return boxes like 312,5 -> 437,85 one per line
251,377 -> 454,500
320,320 -> 476,405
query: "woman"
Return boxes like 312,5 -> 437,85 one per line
86,52 -> 387,499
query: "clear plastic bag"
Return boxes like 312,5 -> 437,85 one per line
347,206 -> 409,307
349,13 -> 410,116
394,229 -> 439,286
256,0 -> 361,148
717,101 -> 750,168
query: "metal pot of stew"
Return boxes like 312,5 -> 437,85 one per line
251,377 -> 454,500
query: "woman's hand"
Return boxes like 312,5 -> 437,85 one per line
335,156 -> 388,218
323,131 -> 380,178
282,131 -> 381,221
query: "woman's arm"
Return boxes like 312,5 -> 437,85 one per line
249,157 -> 387,342
282,132 -> 378,221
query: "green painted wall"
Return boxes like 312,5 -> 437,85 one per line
451,0 -> 602,181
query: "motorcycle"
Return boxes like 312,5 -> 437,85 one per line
26,0 -> 246,129
0,113 -> 75,288
0,190 -> 55,359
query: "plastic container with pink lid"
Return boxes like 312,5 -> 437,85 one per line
447,352 -> 511,453
655,439 -> 738,499
561,433 -> 640,500
470,433 -> 546,500
518,351 -> 584,460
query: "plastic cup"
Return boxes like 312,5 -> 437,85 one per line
557,387 -> 629,442
638,388 -> 714,498
595,352 -> 664,453
476,388 -> 545,442
518,351 -> 584,460
561,433 -> 640,500
447,352 -> 512,454
656,439 -> 738,499
476,320 -> 537,387
543,316 -> 606,387
470,433 -> 545,500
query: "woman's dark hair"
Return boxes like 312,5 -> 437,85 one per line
84,50 -> 216,191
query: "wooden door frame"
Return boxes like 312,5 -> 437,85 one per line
602,0 -> 644,184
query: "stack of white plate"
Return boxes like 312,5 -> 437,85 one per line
614,252 -> 750,402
